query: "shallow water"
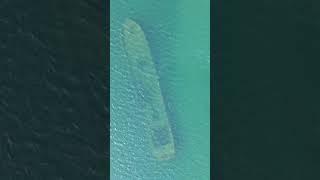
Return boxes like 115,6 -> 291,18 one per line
110,0 -> 210,179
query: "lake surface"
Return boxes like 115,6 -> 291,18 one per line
0,1 -> 107,179
110,0 -> 210,179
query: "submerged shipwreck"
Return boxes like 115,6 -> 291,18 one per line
122,18 -> 175,160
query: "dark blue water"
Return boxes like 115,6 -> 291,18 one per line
213,0 -> 320,179
0,1 -> 108,179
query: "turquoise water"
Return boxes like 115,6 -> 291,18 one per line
110,0 -> 210,179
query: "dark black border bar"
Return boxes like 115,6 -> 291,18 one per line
212,0 -> 222,179
106,0 -> 110,178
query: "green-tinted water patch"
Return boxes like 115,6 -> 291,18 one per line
111,0 -> 210,179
